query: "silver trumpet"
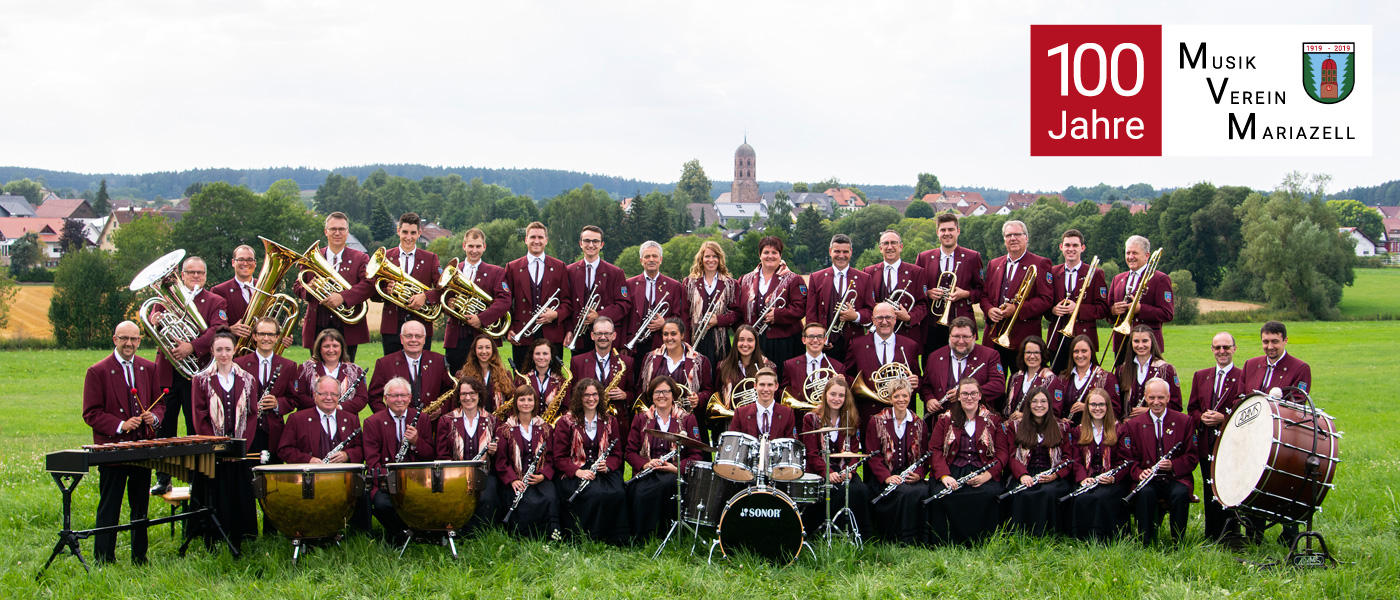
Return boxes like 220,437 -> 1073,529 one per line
753,289 -> 787,336
822,287 -> 858,346
690,294 -> 727,348
625,290 -> 670,350
511,289 -> 561,344
566,290 -> 601,351
882,284 -> 917,334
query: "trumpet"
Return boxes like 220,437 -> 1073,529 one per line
566,290 -> 601,351
990,264 -> 1038,349
295,240 -> 367,324
511,289 -> 561,343
881,284 -> 917,334
234,237 -> 303,357
129,249 -> 210,379
366,247 -> 442,322
822,288 -> 858,346
438,258 -> 511,339
690,295 -> 727,349
932,271 -> 957,327
624,290 -> 670,350
753,288 -> 787,336
709,376 -> 757,420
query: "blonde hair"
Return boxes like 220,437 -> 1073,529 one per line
688,240 -> 731,279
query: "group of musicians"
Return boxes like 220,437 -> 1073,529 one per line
83,210 -> 1314,561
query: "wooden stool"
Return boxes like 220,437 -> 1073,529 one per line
157,487 -> 191,537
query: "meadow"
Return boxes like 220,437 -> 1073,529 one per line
1,317 -> 1397,600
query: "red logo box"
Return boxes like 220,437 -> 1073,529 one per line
1031,25 -> 1162,156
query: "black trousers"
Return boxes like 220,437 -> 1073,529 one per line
825,332 -> 851,366
1199,451 -> 1237,542
924,323 -> 950,364
371,489 -> 410,538
1132,478 -> 1190,544
1047,334 -> 1073,374
95,465 -> 151,563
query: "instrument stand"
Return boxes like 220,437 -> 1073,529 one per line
816,444 -> 862,550
652,461 -> 699,560
396,529 -> 461,559
289,533 -> 344,566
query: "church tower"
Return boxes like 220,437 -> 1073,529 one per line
730,137 -> 760,204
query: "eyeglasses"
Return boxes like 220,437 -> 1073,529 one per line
1004,232 -> 1026,238
878,240 -> 900,247
1212,345 -> 1234,350
802,334 -> 825,340
326,227 -> 348,233
653,389 -> 674,396
581,239 -> 602,245
183,270 -> 206,275
1087,402 -> 1108,408
401,333 -> 426,340
254,331 -> 278,337
115,335 -> 141,342
593,331 -> 615,337
385,393 -> 411,399
1023,351 -> 1041,356
873,316 -> 895,322
958,391 -> 980,398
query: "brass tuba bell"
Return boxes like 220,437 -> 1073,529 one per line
366,247 -> 443,322
295,240 -> 367,324
233,237 -> 303,357
437,258 -> 511,339
129,249 -> 210,379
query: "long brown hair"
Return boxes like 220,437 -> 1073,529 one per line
1114,324 -> 1164,383
1013,386 -> 1062,449
1059,334 -> 1101,379
511,384 -> 537,420
1076,387 -> 1119,446
817,375 -> 858,430
568,377 -> 603,421
462,333 -> 515,403
688,240 -> 732,279
717,324 -> 770,385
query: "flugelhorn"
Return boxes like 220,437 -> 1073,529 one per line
625,290 -> 669,350
881,282 -> 917,334
753,288 -> 786,336
990,264 -> 1038,349
437,258 -> 511,339
295,240 -> 367,324
511,289 -> 561,343
822,288 -> 858,346
566,290 -> 601,351
932,270 -> 957,327
233,237 -> 303,357
366,247 -> 442,322
129,249 -> 210,379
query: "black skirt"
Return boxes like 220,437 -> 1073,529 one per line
927,464 -> 1004,545
801,478 -> 874,541
868,478 -> 928,545
1004,478 -> 1073,536
466,474 -> 500,534
557,470 -> 629,545
1069,481 -> 1129,541
497,479 -> 560,539
627,471 -> 679,541
199,461 -> 257,551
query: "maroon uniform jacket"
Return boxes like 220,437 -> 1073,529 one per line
505,253 -> 575,345
1107,268 -> 1174,352
570,350 -> 637,417
1241,353 -> 1312,396
295,245 -> 374,347
233,352 -> 299,449
844,332 -> 922,424
550,413 -> 626,478
362,407 -> 434,493
637,351 -> 714,414
1004,369 -> 1068,418
862,260 -> 930,343
737,269 -> 807,339
979,251 -> 1054,352
621,272 -> 685,352
625,408 -> 703,474
728,401 -> 798,439
1046,261 -> 1110,351
865,409 -> 929,482
1117,358 -> 1184,413
495,417 -> 554,485
1061,366 -> 1123,418
294,360 -> 368,413
1004,417 -> 1075,481
208,277 -> 255,327
565,258 -> 631,340
524,369 -> 567,419
681,275 -> 740,350
278,407 -> 363,464
1123,409 -> 1198,489
191,366 -> 259,439
1070,423 -> 1131,483
801,411 -> 863,478
83,353 -> 164,444
915,246 -> 985,325
805,266 -> 874,346
781,353 -> 845,405
155,288 -> 228,387
442,260 -> 512,349
374,247 -> 443,339
434,409 -> 498,462
1187,364 -> 1244,460
367,350 -> 455,416
928,408 -> 1008,481
921,344 -> 1007,414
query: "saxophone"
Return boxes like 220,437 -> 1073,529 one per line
601,352 -> 627,416
541,367 -> 572,425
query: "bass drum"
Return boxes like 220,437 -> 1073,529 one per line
1212,393 -> 1341,525
717,486 -> 805,565
683,461 -> 743,528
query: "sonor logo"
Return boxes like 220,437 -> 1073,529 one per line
740,508 -> 782,518
1235,403 -> 1261,427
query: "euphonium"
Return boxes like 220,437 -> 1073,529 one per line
129,249 -> 210,379
932,271 -> 957,327
437,258 -> 511,339
991,264 -> 1038,349
366,247 -> 443,321
295,240 -> 367,324
233,237 -> 303,357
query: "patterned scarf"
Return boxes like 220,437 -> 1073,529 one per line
502,414 -> 549,473
202,364 -> 255,439
875,408 -> 924,469
941,406 -> 998,462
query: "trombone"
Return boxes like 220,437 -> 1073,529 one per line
511,290 -> 561,343
1049,256 -> 1100,368
1103,248 -> 1163,364
990,264 -> 1038,349
366,247 -> 443,321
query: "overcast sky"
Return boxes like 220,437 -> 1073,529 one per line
2,1 -> 1394,194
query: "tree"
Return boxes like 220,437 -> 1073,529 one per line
184,181 -> 208,199
1169,269 -> 1200,325
8,232 -> 42,277
811,177 -> 842,193
0,271 -> 17,330
767,190 -> 793,235
369,197 -> 395,248
1088,203 -> 1132,266
59,219 -> 87,254
541,184 -> 624,261
904,200 -> 935,219
831,205 -> 901,259
791,182 -> 810,193
3,178 -> 43,204
478,219 -> 526,268
264,179 -> 303,205
111,213 -> 174,280
674,159 -> 713,205
793,207 -> 829,272
426,232 -> 465,265
91,179 -> 111,215
48,248 -> 133,349
1328,199 -> 1384,242
171,182 -> 322,282
313,174 -> 364,222
1234,172 -> 1355,319
913,173 -> 942,199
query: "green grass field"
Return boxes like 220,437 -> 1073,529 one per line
1338,268 -> 1400,319
1,323 -> 1397,599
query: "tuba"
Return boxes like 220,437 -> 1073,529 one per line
233,237 -> 303,357
129,249 -> 210,379
295,240 -> 367,324
437,258 -> 511,339
366,247 -> 443,322
990,264 -> 1038,349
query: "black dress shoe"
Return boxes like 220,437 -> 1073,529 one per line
149,482 -> 172,496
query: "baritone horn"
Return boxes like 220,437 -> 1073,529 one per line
366,247 -> 443,322
991,264 -> 1038,349
129,249 -> 210,379
296,240 -> 367,325
437,258 -> 511,339
233,237 -> 303,357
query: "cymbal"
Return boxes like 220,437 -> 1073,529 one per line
644,429 -> 716,452
800,425 -> 855,436
828,452 -> 869,459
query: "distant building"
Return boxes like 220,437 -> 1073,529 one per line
728,138 -> 761,205
1340,227 -> 1378,256
762,191 -> 833,218
35,197 -> 96,219
96,207 -> 164,252
160,198 -> 192,223
0,195 -> 37,218
688,203 -> 720,229
1384,218 -> 1400,253
345,233 -> 368,254
1005,192 -> 1068,210
0,217 -> 67,267
419,222 -> 453,246
1378,206 -> 1400,219
824,188 -> 866,212
713,202 -> 768,228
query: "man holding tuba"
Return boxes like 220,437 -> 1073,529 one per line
374,212 -> 442,356
1107,235 -> 1173,368
296,211 -> 374,363
211,244 -> 296,352
442,227 -> 512,373
979,220 -> 1054,373
916,213 -> 984,357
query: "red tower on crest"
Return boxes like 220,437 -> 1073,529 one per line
1320,58 -> 1338,99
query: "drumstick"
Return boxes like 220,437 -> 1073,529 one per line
139,388 -> 169,436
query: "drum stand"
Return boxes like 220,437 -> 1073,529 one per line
653,458 -> 700,560
397,529 -> 462,559
817,444 -> 862,550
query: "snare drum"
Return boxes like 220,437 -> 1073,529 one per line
774,473 -> 824,504
385,460 -> 488,532
766,438 -> 806,481
1212,393 -> 1341,525
253,463 -> 366,540
714,432 -> 759,482
683,461 -> 742,528
717,486 -> 805,564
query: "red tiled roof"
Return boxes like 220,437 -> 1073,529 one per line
34,198 -> 91,218
0,217 -> 65,241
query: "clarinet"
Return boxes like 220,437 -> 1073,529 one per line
998,459 -> 1074,499
567,438 -> 619,503
335,372 -> 366,410
629,447 -> 679,483
1124,440 -> 1186,502
832,455 -> 870,482
256,364 -> 284,422
924,459 -> 999,503
503,438 -> 548,523
871,451 -> 933,505
471,425 -> 493,462
392,408 -> 420,464
322,427 -> 362,463
1059,460 -> 1135,502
